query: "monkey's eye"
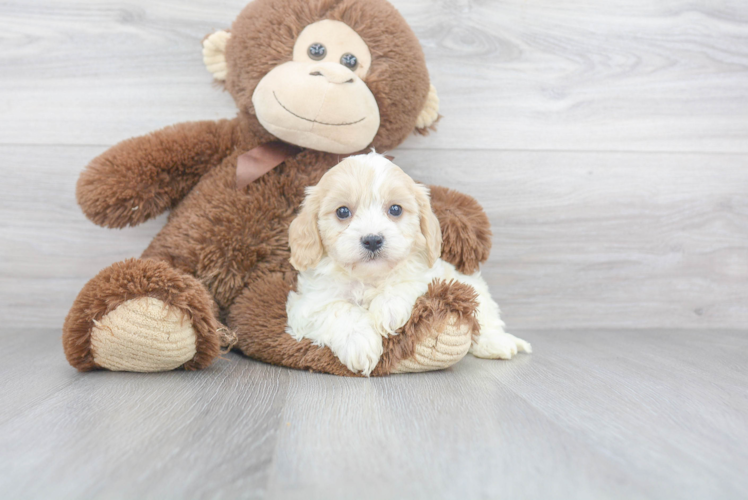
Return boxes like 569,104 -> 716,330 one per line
336,206 -> 351,220
388,205 -> 402,217
308,43 -> 326,60
340,53 -> 358,70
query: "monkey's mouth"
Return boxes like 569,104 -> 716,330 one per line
273,92 -> 366,127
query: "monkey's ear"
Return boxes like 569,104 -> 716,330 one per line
202,30 -> 231,81
415,84 -> 440,132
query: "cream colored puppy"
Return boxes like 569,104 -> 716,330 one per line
286,153 -> 531,375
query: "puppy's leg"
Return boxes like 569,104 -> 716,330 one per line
456,273 -> 532,359
330,311 -> 383,376
368,281 -> 430,337
470,292 -> 532,359
287,296 -> 382,376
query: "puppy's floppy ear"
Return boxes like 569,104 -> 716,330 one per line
414,183 -> 443,267
289,186 -> 324,271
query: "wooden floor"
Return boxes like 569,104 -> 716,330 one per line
1,0 -> 747,498
0,329 -> 746,499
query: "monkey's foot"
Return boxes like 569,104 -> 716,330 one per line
89,297 -> 197,372
389,314 -> 473,374
376,279 -> 479,375
63,258 -> 223,372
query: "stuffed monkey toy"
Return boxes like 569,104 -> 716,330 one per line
63,0 -> 495,376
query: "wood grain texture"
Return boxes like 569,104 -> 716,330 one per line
2,146 -> 746,330
1,328 -> 746,499
397,149 -> 748,329
0,0 -> 746,151
0,0 -> 745,329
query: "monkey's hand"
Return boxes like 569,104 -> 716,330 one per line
77,118 -> 241,228
428,185 -> 492,275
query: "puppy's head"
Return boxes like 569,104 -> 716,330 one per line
289,153 -> 442,276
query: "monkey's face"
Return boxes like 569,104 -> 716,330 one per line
204,0 -> 439,154
251,20 -> 380,154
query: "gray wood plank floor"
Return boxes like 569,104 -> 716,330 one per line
1,329 -> 746,499
1,0 -> 747,498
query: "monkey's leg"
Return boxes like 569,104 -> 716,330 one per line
63,258 -> 223,372
227,273 -> 478,376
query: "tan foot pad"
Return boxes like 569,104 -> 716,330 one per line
90,297 -> 197,372
391,315 -> 472,374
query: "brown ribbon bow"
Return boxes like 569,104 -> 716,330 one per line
236,141 -> 394,190
236,141 -> 303,190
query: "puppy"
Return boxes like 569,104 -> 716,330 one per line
286,153 -> 531,375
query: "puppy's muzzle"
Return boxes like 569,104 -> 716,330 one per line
361,234 -> 384,253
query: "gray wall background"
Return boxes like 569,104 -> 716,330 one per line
1,0 -> 746,331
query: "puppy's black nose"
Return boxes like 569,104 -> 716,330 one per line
361,234 -> 384,252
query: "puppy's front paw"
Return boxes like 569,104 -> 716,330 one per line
334,326 -> 383,376
369,295 -> 413,337
470,331 -> 532,360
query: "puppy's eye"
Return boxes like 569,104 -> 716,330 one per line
336,206 -> 351,220
340,53 -> 358,70
388,205 -> 402,217
308,43 -> 326,60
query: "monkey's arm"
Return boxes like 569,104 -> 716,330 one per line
77,118 -> 242,228
429,185 -> 492,275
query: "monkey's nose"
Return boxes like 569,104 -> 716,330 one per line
361,234 -> 384,252
309,63 -> 355,84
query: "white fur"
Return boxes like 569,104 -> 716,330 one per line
286,153 -> 531,375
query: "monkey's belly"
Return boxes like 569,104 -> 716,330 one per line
142,159 -> 322,311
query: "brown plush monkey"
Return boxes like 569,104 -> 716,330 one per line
62,0 -> 493,376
